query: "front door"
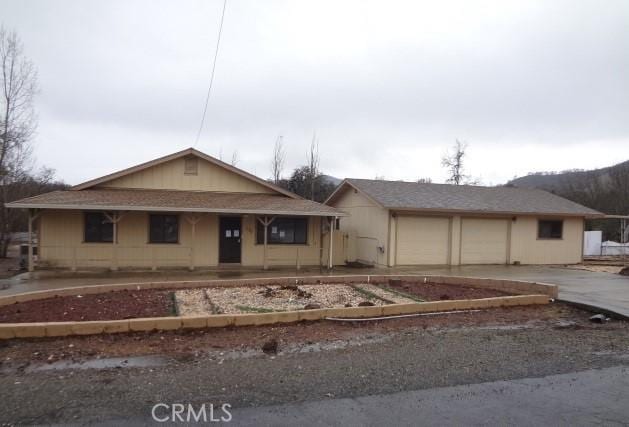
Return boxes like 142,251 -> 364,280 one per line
219,217 -> 242,263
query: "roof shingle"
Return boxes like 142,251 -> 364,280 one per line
333,179 -> 601,217
8,189 -> 345,217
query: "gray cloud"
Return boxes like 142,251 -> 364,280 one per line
2,0 -> 628,185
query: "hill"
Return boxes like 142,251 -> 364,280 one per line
508,160 -> 629,241
508,160 -> 629,194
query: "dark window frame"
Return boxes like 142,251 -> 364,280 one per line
256,217 -> 308,245
537,219 -> 563,240
83,212 -> 114,243
149,214 -> 180,244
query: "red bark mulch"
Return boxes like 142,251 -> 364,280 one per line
0,289 -> 175,323
381,280 -> 513,301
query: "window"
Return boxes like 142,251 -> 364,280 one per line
149,214 -> 179,243
335,218 -> 340,230
184,156 -> 198,175
538,220 -> 563,239
257,217 -> 308,244
84,212 -> 113,243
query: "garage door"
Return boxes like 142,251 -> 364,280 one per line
460,218 -> 508,264
396,216 -> 450,265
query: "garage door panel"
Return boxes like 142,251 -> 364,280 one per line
461,218 -> 508,264
397,216 -> 450,265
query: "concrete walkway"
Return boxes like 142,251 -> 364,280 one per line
1,265 -> 628,317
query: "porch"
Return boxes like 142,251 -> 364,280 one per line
8,189 -> 346,272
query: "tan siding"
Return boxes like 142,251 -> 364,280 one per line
396,216 -> 450,265
321,230 -> 347,266
96,157 -> 275,193
510,216 -> 583,264
39,210 -> 219,268
331,188 -> 389,266
460,218 -> 509,264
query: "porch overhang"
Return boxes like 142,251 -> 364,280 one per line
7,189 -> 347,217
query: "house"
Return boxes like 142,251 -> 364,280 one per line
325,179 -> 602,267
8,148 -> 346,271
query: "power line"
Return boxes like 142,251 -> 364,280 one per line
194,0 -> 228,146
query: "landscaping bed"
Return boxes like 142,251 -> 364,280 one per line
380,280 -> 513,301
0,290 -> 176,323
0,280 -> 519,323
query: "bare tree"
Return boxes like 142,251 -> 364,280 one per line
1,28 -> 38,257
307,133 -> 319,200
271,135 -> 285,184
417,177 -> 432,183
230,149 -> 239,166
441,140 -> 470,185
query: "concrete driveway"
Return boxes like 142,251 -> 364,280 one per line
403,265 -> 629,318
1,264 -> 628,317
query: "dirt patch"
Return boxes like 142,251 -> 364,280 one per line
354,283 -> 418,303
380,280 -> 513,301
0,289 -> 175,323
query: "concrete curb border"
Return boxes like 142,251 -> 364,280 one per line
556,299 -> 629,321
0,275 -> 556,340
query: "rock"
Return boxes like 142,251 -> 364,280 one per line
589,314 -> 609,323
358,301 -> 375,307
303,303 -> 321,310
262,339 -> 278,354
619,267 -> 629,276
344,303 -> 352,307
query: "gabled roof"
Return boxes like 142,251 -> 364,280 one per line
8,189 -> 346,217
72,147 -> 299,199
326,178 -> 603,217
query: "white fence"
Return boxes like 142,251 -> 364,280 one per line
602,241 -> 629,256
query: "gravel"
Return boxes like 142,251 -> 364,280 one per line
204,284 -> 383,313
174,289 -> 213,316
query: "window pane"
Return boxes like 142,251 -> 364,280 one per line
294,219 -> 307,244
150,215 -> 179,243
164,215 -> 179,243
256,217 -> 308,244
538,220 -> 563,239
84,213 -> 113,243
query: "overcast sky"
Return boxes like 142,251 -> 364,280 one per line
2,0 -> 628,186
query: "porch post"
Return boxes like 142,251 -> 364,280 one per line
27,209 -> 41,273
328,216 -> 336,270
185,214 -> 202,271
27,209 -> 34,272
257,216 -> 276,270
104,212 -> 124,271
111,215 -> 118,271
